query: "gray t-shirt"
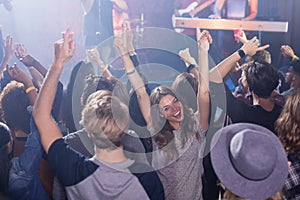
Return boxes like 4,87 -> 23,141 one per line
150,115 -> 206,200
65,157 -> 149,200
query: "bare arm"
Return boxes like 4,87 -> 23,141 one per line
14,44 -> 45,89
6,64 -> 37,106
190,0 -> 215,17
0,35 -> 15,73
209,36 -> 270,83
178,48 -> 199,81
87,48 -> 112,78
244,0 -> 257,20
281,45 -> 299,61
33,28 -> 75,153
197,30 -> 211,130
15,44 -> 48,77
209,0 -> 225,19
114,24 -> 151,126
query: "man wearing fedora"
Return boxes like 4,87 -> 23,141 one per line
210,123 -> 289,199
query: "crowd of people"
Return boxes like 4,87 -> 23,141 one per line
0,23 -> 300,200
0,0 -> 300,200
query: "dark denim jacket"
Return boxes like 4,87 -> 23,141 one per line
8,110 -> 50,200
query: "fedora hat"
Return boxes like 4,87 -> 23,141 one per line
211,123 -> 288,199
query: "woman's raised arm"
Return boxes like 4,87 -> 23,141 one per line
114,23 -> 152,127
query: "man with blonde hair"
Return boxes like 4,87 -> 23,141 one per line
33,29 -> 164,200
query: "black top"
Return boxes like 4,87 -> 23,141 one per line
225,84 -> 282,134
84,0 -> 114,47
48,139 -> 165,199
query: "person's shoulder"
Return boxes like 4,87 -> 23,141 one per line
273,94 -> 286,107
48,139 -> 98,186
64,129 -> 85,140
129,162 -> 165,200
129,162 -> 154,173
271,103 -> 283,117
273,102 -> 283,111
129,162 -> 161,181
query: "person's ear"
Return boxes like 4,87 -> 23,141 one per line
288,161 -> 292,168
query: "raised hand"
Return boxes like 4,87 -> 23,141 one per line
197,29 -> 212,51
15,43 -> 28,59
6,64 -> 32,86
54,28 -> 75,65
124,21 -> 134,53
15,44 -> 36,67
87,47 -> 112,76
114,21 -> 134,56
281,45 -> 296,59
178,48 -> 197,66
0,35 -> 16,72
114,35 -> 127,56
240,36 -> 269,56
3,35 -> 16,62
234,29 -> 248,44
87,48 -> 104,67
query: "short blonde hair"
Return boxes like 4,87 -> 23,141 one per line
81,90 -> 129,150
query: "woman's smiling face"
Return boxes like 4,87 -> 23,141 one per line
159,94 -> 184,128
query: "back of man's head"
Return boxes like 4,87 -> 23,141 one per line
251,50 -> 272,64
245,61 -> 279,98
81,90 -> 129,150
0,81 -> 31,134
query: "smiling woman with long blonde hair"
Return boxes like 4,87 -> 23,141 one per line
114,24 -> 211,199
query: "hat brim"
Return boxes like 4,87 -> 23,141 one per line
210,123 -> 288,199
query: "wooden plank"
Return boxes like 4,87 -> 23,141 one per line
175,17 -> 288,32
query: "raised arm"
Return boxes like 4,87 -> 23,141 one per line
0,35 -> 15,73
87,48 -> 112,78
244,0 -> 258,21
281,45 -> 299,61
33,28 -> 75,153
6,64 -> 37,106
114,23 -> 151,126
178,48 -> 199,81
234,29 -> 248,44
209,36 -> 270,83
197,30 -> 211,130
15,44 -> 48,77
